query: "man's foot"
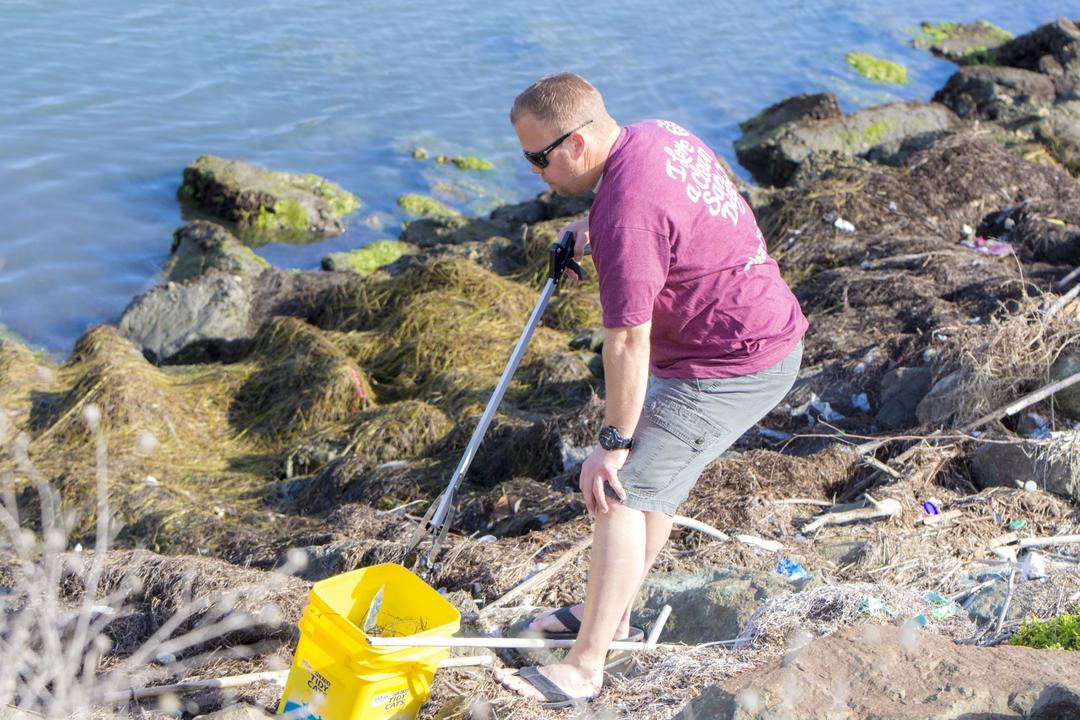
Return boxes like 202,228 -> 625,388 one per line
493,663 -> 602,707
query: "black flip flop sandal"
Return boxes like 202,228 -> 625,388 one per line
513,665 -> 595,709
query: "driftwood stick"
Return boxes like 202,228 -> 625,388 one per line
673,514 -> 731,542
478,536 -> 590,616
1056,264 -> 1080,289
961,371 -> 1080,432
771,498 -> 834,507
995,568 -> 1016,636
802,498 -> 901,533
1018,534 -> 1080,549
1043,282 -> 1080,322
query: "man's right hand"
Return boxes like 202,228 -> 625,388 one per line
560,217 -> 590,284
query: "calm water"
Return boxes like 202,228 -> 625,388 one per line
0,0 -> 1068,357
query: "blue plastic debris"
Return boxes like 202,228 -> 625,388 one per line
775,557 -> 809,581
922,501 -> 940,516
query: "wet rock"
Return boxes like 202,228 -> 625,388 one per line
180,155 -> 359,241
995,19 -> 1080,97
1036,111 -> 1080,175
194,703 -> 272,720
400,215 -> 468,247
1050,350 -> 1080,420
673,624 -> 1080,719
736,100 -> 958,187
1029,684 -> 1080,720
916,371 -> 963,426
321,240 -> 416,275
933,65 -> 1056,121
119,268 -> 354,364
875,366 -> 933,430
969,438 -> 1080,502
734,93 -> 843,185
912,20 -> 1014,66
166,221 -> 269,282
633,567 -> 802,643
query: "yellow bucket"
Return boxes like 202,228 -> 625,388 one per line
277,563 -> 460,720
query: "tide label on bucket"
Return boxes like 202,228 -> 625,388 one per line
370,688 -> 408,711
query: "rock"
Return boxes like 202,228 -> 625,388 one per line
916,371 -> 963,426
194,703 -> 272,720
845,52 -> 909,85
995,19 -> 1080,97
397,193 -> 461,220
736,100 -> 958,187
165,221 -> 269,283
400,216 -> 468,247
1050,350 -> 1080,420
179,155 -> 359,241
933,66 -> 1056,121
119,268 -> 353,364
912,20 -> 1014,65
874,366 -> 933,430
1037,112 -> 1080,175
969,438 -> 1079,502
1029,684 -> 1080,720
734,93 -> 843,185
673,624 -> 1080,719
321,240 -> 416,275
633,567 -> 802,643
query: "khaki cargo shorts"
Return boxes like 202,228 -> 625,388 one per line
606,341 -> 802,515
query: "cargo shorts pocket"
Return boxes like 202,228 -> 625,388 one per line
646,394 -> 725,451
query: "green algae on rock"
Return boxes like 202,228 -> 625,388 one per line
166,221 -> 269,283
397,193 -> 462,219
434,154 -> 495,171
912,20 -> 1013,65
845,52 -> 909,85
321,240 -> 417,275
179,155 -> 360,243
411,147 -> 429,160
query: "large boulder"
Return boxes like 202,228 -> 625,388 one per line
179,155 -> 359,241
933,65 -> 1056,120
673,624 -> 1080,719
969,437 -> 1080,502
1050,349 -> 1080,419
995,18 -> 1080,97
916,371 -> 963,426
118,268 -> 354,364
633,567 -> 803,643
736,99 -> 959,186
1037,110 -> 1080,175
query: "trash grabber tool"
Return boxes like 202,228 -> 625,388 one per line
403,231 -> 586,577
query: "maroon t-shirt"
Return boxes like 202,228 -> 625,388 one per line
589,120 -> 808,378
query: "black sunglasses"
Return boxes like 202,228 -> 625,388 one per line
523,119 -> 593,168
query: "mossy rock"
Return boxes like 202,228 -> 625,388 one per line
166,221 -> 270,282
845,52 -> 909,85
397,194 -> 462,219
321,240 -> 417,275
179,155 -> 360,243
912,20 -> 1013,65
433,154 -> 495,171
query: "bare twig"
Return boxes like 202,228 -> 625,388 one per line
477,537 -> 590,616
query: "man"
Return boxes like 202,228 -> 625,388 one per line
495,73 -> 808,707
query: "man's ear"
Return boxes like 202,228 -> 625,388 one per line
569,131 -> 587,159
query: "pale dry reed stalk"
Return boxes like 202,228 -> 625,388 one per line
0,404 -> 303,717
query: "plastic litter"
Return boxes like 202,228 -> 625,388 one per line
924,591 -> 960,620
834,217 -> 855,233
961,235 -> 1013,256
961,224 -> 974,237
1024,480 -> 1038,492
922,501 -> 940,516
1027,412 -> 1051,440
791,393 -> 846,428
1007,519 -> 1027,531
861,596 -> 897,617
851,393 -> 871,412
1021,551 -> 1047,580
775,557 -> 809,581
756,426 -> 793,442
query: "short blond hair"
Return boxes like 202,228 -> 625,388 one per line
510,72 -> 612,131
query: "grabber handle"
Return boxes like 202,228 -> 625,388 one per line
549,231 -> 587,286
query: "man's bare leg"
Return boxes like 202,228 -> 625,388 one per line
495,502 -> 647,700
525,510 -> 674,635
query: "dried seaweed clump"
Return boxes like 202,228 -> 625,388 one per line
232,317 -> 374,438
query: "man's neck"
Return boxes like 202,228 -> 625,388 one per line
584,125 -> 621,190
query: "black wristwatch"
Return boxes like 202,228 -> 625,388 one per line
598,425 -> 633,451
